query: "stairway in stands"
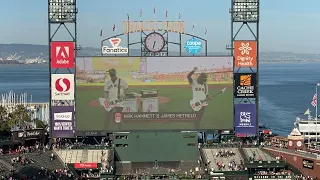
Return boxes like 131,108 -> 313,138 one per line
0,158 -> 12,170
238,148 -> 248,161
81,149 -> 89,162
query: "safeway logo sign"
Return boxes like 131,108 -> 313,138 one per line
234,40 -> 257,68
51,42 -> 75,68
102,38 -> 128,54
51,74 -> 74,100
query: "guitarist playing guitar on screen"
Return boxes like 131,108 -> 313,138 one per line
187,67 -> 227,112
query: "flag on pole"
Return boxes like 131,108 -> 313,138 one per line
113,24 -> 116,32
140,9 -> 142,17
166,9 -> 168,18
179,12 -> 181,20
192,24 -> 195,34
311,94 -> 317,107
205,28 -> 207,35
304,109 -> 310,115
100,28 -> 103,37
153,6 -> 156,14
127,13 -> 130,20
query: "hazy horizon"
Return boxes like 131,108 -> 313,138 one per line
1,0 -> 320,53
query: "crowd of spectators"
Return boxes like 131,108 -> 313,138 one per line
214,149 -> 234,158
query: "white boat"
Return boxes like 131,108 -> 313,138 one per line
295,109 -> 320,140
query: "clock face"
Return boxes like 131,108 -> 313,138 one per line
145,32 -> 165,52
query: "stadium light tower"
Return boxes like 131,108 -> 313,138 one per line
227,0 -> 259,53
229,0 -> 260,137
48,0 -> 78,141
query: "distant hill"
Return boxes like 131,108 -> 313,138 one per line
1,43 -> 320,62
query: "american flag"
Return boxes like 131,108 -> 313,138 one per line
165,9 -> 168,18
100,29 -> 103,37
153,6 -> 156,14
140,9 -> 142,17
127,13 -> 129,20
311,94 -> 317,107
179,12 -> 181,20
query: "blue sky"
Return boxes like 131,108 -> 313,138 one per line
1,0 -> 320,53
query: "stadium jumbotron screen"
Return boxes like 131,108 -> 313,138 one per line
75,57 -> 233,132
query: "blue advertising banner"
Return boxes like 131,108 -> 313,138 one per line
234,104 -> 257,137
51,106 -> 75,138
185,38 -> 202,55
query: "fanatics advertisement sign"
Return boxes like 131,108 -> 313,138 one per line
234,104 -> 257,137
234,73 -> 257,98
51,106 -> 75,138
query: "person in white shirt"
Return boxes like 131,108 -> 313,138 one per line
104,68 -> 128,129
187,67 -> 212,107
187,67 -> 212,128
104,68 -> 128,105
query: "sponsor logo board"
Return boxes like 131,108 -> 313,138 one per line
185,38 -> 202,55
51,74 -> 74,100
74,163 -> 98,169
234,104 -> 257,137
234,40 -> 257,67
51,106 -> 75,138
51,42 -> 75,68
302,159 -> 314,169
234,73 -> 256,98
102,38 -> 128,54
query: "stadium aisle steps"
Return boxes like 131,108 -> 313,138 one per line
238,148 -> 248,161
81,149 -> 88,162
0,158 -> 12,170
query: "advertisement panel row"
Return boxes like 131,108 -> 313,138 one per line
233,71 -> 257,137
50,73 -> 75,138
75,56 -> 234,132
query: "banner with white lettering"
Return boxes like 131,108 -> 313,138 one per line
234,73 -> 257,98
51,106 -> 75,138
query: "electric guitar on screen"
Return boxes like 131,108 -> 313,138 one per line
98,92 -> 142,112
190,87 -> 227,112
99,98 -> 124,112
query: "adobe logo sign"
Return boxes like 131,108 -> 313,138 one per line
51,42 -> 75,68
51,74 -> 75,100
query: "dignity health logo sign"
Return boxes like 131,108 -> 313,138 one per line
185,38 -> 202,55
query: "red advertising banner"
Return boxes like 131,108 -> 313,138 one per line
51,41 -> 75,68
74,163 -> 98,169
234,40 -> 257,68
